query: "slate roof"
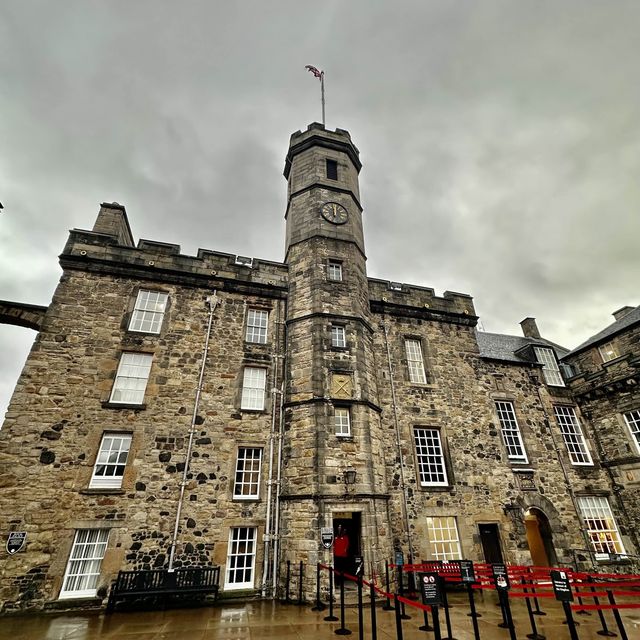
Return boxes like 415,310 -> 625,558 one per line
565,305 -> 640,357
476,331 -> 569,364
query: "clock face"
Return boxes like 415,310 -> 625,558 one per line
321,202 -> 348,225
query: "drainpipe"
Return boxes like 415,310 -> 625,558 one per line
271,312 -> 287,598
382,322 -> 415,565
168,292 -> 219,571
262,299 -> 284,597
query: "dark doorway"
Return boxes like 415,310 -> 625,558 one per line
478,523 -> 504,564
333,512 -> 361,578
525,508 -> 557,567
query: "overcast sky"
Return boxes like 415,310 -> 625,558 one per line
1,1 -> 639,421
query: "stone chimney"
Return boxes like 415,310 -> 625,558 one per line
92,202 -> 134,247
612,306 -> 635,322
520,317 -> 541,339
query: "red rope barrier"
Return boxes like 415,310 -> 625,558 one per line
572,603 -> 640,611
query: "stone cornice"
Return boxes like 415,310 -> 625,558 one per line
283,397 -> 383,414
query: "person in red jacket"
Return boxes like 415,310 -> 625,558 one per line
334,525 -> 349,583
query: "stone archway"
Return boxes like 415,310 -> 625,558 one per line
516,493 -> 568,567
524,508 -> 557,567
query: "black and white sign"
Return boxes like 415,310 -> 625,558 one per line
354,555 -> 364,577
550,570 -> 574,602
492,563 -> 510,591
321,527 -> 334,549
6,532 -> 27,555
459,559 -> 476,584
419,572 -> 442,606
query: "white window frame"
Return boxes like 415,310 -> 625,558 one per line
577,496 -> 625,558
554,406 -> 593,465
128,290 -> 168,334
327,260 -> 343,282
89,433 -> 132,489
623,410 -> 640,454
245,309 -> 268,344
414,428 -> 448,486
109,352 -> 152,405
405,339 -> 427,384
331,325 -> 346,348
533,346 -> 565,387
334,407 -> 351,437
426,516 -> 462,561
240,367 -> 266,411
599,341 -> 620,363
225,526 -> 257,590
495,401 -> 528,462
233,448 -> 262,500
59,529 -> 110,599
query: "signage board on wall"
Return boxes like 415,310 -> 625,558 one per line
6,532 -> 27,555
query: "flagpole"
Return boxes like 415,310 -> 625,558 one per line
321,72 -> 325,126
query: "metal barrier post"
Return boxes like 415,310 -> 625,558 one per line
369,579 -> 378,640
464,584 -> 480,640
562,601 -> 580,640
394,595 -> 404,640
441,577 -> 457,640
383,560 -> 394,610
588,577 -> 615,637
431,605 -> 443,640
285,560 -> 291,603
398,565 -> 410,619
298,560 -> 304,605
419,602 -> 433,632
312,562 -> 325,611
530,568 -> 546,616
335,574 -> 351,636
607,589 -> 628,640
521,576 -> 545,640
500,590 -> 517,640
357,575 -> 364,640
324,566 -> 339,622
574,576 -> 590,616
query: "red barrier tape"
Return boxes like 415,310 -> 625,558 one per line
572,603 -> 640,611
574,590 -> 640,598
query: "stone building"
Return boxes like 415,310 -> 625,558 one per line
0,123 -> 637,612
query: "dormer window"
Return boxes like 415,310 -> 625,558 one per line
533,346 -> 565,387
599,340 -> 620,363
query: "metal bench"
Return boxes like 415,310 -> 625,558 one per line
106,566 -> 220,612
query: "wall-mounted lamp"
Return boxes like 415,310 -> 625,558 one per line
344,469 -> 357,487
502,503 -> 523,523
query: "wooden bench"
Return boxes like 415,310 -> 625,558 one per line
106,566 -> 220,612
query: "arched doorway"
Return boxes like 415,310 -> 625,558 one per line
524,508 -> 557,567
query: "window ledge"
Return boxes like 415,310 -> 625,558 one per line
45,597 -> 103,611
408,383 -> 437,389
239,408 -> 267,414
330,346 -> 349,352
80,489 -> 126,495
232,498 -> 261,503
101,401 -> 147,410
419,486 -> 454,493
336,436 -> 354,442
125,330 -> 161,337
244,341 -> 271,347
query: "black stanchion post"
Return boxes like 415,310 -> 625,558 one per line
286,560 -> 291,603
431,605 -> 443,640
357,575 -> 364,640
607,589 -> 628,640
383,560 -> 394,611
562,601 -> 580,640
324,566 -> 339,622
466,585 -> 481,640
298,560 -> 304,605
441,577 -> 457,640
398,565 -> 410,619
335,574 -> 351,636
466,583 -> 482,618
369,579 -> 378,640
521,577 -> 545,640
498,590 -> 509,629
574,577 -> 591,616
500,590 -> 517,640
407,553 -> 417,599
394,595 -> 404,640
588,577 -> 615,637
312,562 -> 325,611
530,568 -> 546,616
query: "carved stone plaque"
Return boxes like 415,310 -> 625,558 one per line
517,472 -> 536,491
331,373 -> 353,399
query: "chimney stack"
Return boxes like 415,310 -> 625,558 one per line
612,306 -> 634,322
520,317 -> 541,339
93,202 -> 134,247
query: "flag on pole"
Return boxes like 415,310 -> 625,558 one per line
305,65 -> 323,79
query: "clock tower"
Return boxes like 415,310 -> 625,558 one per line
280,123 -> 391,591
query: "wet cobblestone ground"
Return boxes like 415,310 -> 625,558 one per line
1,590 -> 639,640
